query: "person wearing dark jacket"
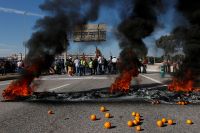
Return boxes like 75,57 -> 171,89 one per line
92,58 -> 98,75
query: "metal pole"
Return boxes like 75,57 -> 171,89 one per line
23,41 -> 26,60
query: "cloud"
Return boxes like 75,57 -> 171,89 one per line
0,7 -> 43,17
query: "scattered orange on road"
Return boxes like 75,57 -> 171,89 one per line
167,119 -> 173,125
177,101 -> 189,105
100,106 -> 106,112
127,120 -> 133,127
136,113 -> 140,117
136,126 -> 141,131
104,122 -> 111,129
105,113 -> 111,118
157,120 -> 163,127
90,114 -> 96,121
133,119 -> 139,125
186,119 -> 193,125
132,112 -> 136,116
162,118 -> 167,123
135,116 -> 140,122
48,110 -> 54,114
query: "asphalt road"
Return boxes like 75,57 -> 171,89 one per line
0,73 -> 199,133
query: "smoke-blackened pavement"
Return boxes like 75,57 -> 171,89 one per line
0,73 -> 200,133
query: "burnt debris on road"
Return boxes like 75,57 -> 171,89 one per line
3,84 -> 200,104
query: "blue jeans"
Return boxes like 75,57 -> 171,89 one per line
75,66 -> 80,76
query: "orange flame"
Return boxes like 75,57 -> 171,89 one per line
2,65 -> 38,100
110,67 -> 139,93
167,69 -> 200,92
168,78 -> 194,92
2,79 -> 34,100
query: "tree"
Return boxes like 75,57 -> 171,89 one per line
156,34 -> 184,58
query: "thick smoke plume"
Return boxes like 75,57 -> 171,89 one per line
118,0 -> 163,70
2,0 -> 114,99
26,0 -> 106,74
172,0 -> 200,86
110,0 -> 163,92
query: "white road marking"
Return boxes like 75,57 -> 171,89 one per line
40,76 -> 108,81
0,82 -> 10,86
0,80 -> 14,86
48,84 -> 70,91
140,74 -> 167,86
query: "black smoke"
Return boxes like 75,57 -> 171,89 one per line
4,0 -> 121,99
4,0 -> 116,94
24,0 -> 115,77
117,0 -> 163,72
24,0 -> 164,81
172,0 -> 200,82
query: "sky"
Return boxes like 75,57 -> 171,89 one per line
0,0 -> 176,58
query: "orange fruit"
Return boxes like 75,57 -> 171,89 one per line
136,126 -> 141,131
135,116 -> 140,122
48,110 -> 53,114
100,106 -> 106,112
133,120 -> 139,125
162,118 -> 167,123
127,120 -> 133,127
186,119 -> 193,125
181,102 -> 185,105
105,113 -> 111,118
132,112 -> 136,116
157,120 -> 163,127
168,119 -> 173,125
90,114 -> 96,121
104,122 -> 111,129
136,113 -> 140,117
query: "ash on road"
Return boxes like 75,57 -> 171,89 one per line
0,73 -> 199,133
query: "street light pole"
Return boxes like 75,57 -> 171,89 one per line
19,53 -> 22,60
23,41 -> 27,60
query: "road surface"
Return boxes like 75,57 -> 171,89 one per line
0,73 -> 199,133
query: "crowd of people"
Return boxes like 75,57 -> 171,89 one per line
1,55 -> 182,78
0,60 -> 18,76
54,56 -> 120,76
160,60 -> 182,78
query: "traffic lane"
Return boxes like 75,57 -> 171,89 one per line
0,102 -> 199,133
0,75 -> 115,115
55,74 -> 164,93
52,76 -> 116,93
141,72 -> 172,84
0,73 -> 165,94
0,74 -> 164,115
35,75 -> 115,92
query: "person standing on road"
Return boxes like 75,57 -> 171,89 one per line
67,57 -> 73,76
160,62 -> 165,78
89,58 -> 93,75
92,58 -> 98,75
172,61 -> 177,73
98,55 -> 103,74
17,60 -> 23,73
108,56 -> 112,74
112,57 -> 117,74
142,58 -> 148,73
80,57 -> 86,76
0,61 -> 6,76
167,60 -> 171,73
103,57 -> 108,74
74,57 -> 80,76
